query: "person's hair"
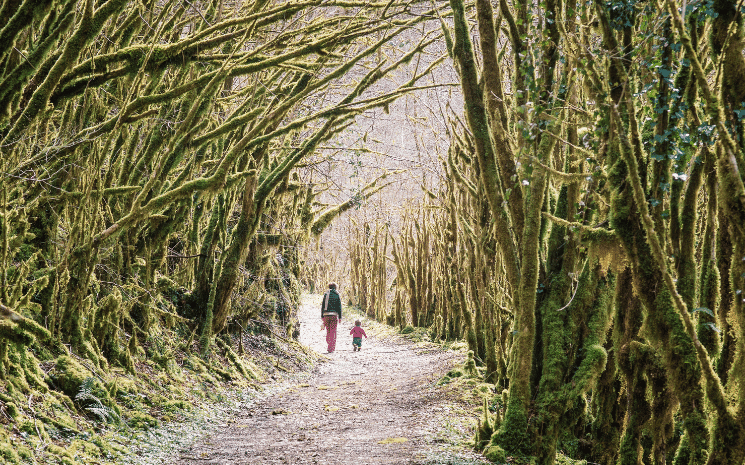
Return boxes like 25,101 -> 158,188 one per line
355,320 -> 361,326
328,282 -> 337,290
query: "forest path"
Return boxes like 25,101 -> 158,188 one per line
171,294 -> 486,464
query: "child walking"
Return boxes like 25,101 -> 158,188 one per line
350,320 -> 367,351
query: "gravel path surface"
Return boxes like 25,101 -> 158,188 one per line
172,294 -> 486,465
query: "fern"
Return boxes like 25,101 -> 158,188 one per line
74,377 -> 120,425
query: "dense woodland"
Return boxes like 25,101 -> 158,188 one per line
1,0 -> 745,464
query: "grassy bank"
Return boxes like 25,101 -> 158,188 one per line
0,297 -> 319,465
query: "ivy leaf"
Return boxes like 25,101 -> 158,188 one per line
704,322 -> 721,333
692,307 -> 714,317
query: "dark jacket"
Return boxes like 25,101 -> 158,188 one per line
321,289 -> 342,320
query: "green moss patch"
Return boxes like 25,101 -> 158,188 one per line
49,356 -> 100,399
0,441 -> 22,465
127,410 -> 159,430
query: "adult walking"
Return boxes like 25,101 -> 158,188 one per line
321,282 -> 342,353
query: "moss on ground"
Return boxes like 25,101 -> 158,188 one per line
127,411 -> 159,430
0,440 -> 22,464
0,311 -> 319,465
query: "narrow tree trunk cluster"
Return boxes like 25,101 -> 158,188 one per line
340,1 -> 745,464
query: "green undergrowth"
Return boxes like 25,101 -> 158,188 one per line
0,313 -> 319,465
436,357 -> 587,464
434,357 -> 587,464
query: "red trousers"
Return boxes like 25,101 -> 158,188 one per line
323,315 -> 338,352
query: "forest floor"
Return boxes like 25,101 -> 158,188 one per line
166,294 -> 491,465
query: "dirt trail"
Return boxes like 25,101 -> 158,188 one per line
172,295 -> 485,465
